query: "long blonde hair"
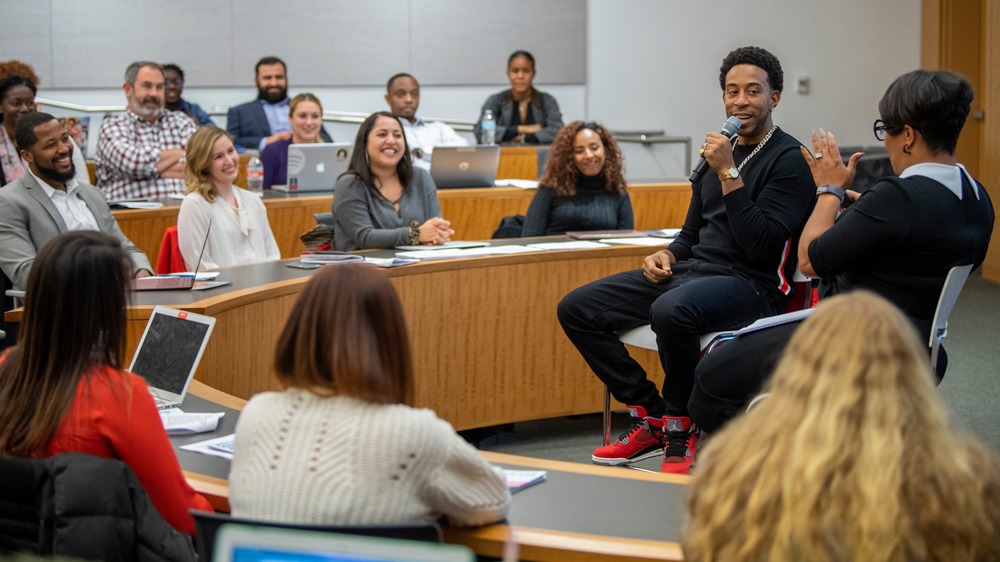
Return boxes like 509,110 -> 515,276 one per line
683,291 -> 1000,562
184,125 -> 232,202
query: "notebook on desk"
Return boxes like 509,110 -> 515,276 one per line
429,146 -> 500,188
273,142 -> 353,192
213,525 -> 474,562
129,305 -> 215,410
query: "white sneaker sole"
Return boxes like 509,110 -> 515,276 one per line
591,449 -> 662,465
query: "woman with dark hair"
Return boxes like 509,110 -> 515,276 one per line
521,121 -> 632,236
684,292 -> 1000,561
473,50 -> 564,144
688,69 -> 995,435
0,73 -> 88,187
229,264 -> 510,526
261,92 -> 325,190
332,111 -> 452,250
0,231 -> 213,535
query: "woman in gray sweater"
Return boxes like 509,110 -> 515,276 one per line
333,112 -> 453,251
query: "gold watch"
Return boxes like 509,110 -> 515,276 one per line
719,167 -> 739,182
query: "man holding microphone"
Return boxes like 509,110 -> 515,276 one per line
558,46 -> 815,473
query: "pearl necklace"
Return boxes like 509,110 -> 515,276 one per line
736,125 -> 778,173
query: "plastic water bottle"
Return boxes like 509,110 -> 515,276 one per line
246,151 -> 264,196
480,110 -> 496,145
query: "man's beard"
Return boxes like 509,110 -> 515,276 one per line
258,86 -> 287,104
130,95 -> 163,119
37,161 -> 76,183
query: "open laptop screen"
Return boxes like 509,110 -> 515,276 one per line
129,307 -> 213,396
216,527 -> 473,562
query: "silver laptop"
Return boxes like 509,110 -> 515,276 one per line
429,146 -> 500,189
275,142 -> 353,192
213,525 -> 474,562
128,305 -> 216,409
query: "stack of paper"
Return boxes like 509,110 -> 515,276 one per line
300,252 -> 365,264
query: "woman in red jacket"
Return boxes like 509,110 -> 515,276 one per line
0,230 -> 212,535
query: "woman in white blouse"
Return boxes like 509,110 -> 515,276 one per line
178,126 -> 280,270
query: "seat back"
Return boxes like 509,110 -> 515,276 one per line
0,453 -> 195,561
0,456 -> 46,554
155,225 -> 187,274
929,264 -> 973,368
192,510 -> 441,562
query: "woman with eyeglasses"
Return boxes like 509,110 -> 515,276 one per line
685,69 -> 994,435
520,121 -> 633,236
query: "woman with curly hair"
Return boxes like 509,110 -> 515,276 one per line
683,291 -> 1000,562
520,121 -> 633,236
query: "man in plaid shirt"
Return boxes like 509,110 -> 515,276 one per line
96,61 -> 197,200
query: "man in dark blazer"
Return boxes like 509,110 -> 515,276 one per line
0,112 -> 151,290
226,56 -> 332,151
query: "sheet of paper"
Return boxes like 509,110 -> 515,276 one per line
181,433 -> 235,460
160,410 -> 224,434
395,245 -> 543,261
494,179 -> 539,189
598,237 -> 672,246
527,241 -> 610,250
363,257 -> 421,267
504,469 -> 547,493
394,241 -> 491,251
647,228 -> 682,238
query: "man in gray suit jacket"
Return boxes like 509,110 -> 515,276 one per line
0,112 -> 151,290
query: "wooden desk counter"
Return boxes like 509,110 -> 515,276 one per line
8,242 -> 666,430
179,383 -> 688,562
113,183 -> 691,267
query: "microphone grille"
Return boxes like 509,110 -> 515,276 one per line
722,116 -> 742,138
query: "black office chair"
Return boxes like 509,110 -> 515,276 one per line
191,511 -> 441,562
0,453 -> 195,561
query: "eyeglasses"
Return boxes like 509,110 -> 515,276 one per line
873,119 -> 906,142
164,79 -> 184,87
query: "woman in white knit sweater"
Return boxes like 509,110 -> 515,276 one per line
229,264 -> 510,526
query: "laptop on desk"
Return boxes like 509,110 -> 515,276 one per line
129,305 -> 215,410
132,221 -> 229,291
429,146 -> 500,188
273,142 -> 353,192
214,525 -> 473,562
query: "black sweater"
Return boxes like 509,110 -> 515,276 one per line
667,128 -> 815,305
521,174 -> 633,236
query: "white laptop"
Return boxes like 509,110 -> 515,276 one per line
429,146 -> 500,189
275,142 -> 353,192
213,525 -> 474,562
128,305 -> 216,409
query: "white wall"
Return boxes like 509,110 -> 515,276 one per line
33,1 -> 921,180
586,0 -> 922,180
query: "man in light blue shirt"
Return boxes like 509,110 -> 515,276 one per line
226,56 -> 332,152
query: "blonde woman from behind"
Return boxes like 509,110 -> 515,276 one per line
683,291 -> 1000,562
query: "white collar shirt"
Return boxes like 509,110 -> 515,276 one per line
30,168 -> 100,231
400,117 -> 470,170
899,162 -> 980,200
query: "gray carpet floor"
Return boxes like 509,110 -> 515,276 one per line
481,273 -> 1000,465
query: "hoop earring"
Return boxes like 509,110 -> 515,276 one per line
902,144 -> 911,154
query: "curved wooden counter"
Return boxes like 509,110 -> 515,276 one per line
9,243 -> 666,430
112,183 -> 691,266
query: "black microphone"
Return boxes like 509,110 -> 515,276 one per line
688,116 -> 743,184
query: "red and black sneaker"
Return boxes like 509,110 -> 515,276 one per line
592,405 -> 666,465
660,415 -> 699,474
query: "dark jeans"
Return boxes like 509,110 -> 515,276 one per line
689,314 -> 946,434
557,261 -> 775,418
